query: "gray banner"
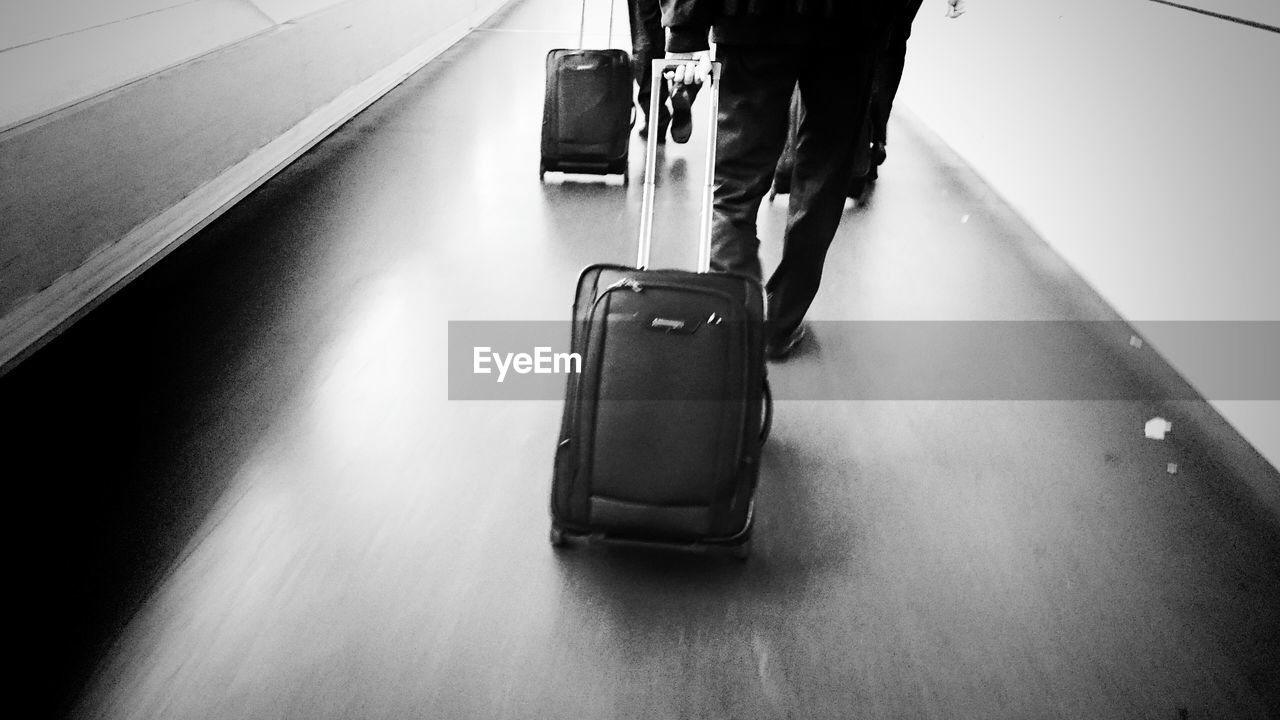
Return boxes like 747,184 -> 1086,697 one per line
447,321 -> 1280,401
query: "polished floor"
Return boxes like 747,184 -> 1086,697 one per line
5,0 -> 1279,718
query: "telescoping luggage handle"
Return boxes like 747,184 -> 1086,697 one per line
635,59 -> 772,444
577,0 -> 615,50
637,58 -> 721,272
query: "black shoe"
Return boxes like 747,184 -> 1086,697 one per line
870,141 -> 887,167
766,323 -> 808,361
670,87 -> 693,144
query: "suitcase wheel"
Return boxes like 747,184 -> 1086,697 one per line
729,538 -> 751,562
539,159 -> 547,182
609,159 -> 628,184
549,524 -> 567,547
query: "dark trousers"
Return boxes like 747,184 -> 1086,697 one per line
869,0 -> 924,147
627,0 -> 668,124
711,44 -> 878,339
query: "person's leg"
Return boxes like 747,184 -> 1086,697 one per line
868,56 -> 892,151
628,0 -> 669,137
765,46 -> 878,340
708,47 -> 796,281
870,0 -> 924,152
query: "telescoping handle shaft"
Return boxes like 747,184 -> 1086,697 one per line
577,0 -> 615,50
637,59 -> 721,272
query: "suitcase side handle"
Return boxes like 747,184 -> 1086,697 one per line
637,59 -> 721,272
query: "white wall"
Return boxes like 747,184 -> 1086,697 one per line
0,0 -> 511,371
899,1 -> 1279,481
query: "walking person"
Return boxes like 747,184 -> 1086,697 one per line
627,0 -> 694,142
662,0 -> 963,359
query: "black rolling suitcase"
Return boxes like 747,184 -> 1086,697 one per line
540,0 -> 633,183
550,60 -> 772,559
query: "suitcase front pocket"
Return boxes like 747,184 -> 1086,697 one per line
557,62 -> 626,147
577,283 -> 750,511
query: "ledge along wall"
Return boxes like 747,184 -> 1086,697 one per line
0,0 -> 511,372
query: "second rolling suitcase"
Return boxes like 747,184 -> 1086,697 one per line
550,60 -> 771,559
539,0 -> 632,182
